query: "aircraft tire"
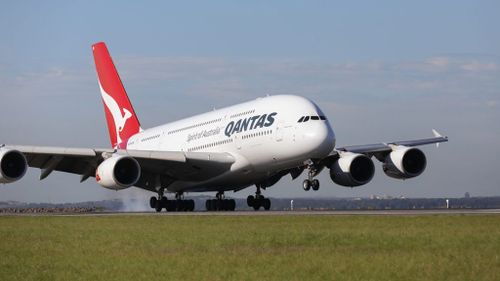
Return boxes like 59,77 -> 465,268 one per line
150,197 -> 157,209
155,201 -> 162,212
247,195 -> 255,207
206,199 -> 214,211
303,179 -> 311,191
167,200 -> 176,212
188,200 -> 195,211
228,199 -> 236,211
263,198 -> 271,211
175,200 -> 183,211
160,197 -> 168,209
312,179 -> 320,191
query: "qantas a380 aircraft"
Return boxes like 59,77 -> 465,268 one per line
0,42 -> 448,212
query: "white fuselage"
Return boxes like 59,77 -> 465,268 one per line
126,95 -> 335,193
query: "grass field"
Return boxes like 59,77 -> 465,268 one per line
1,214 -> 499,281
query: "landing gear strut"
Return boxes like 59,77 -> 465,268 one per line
205,191 -> 236,211
302,164 -> 320,191
149,190 -> 195,212
247,186 -> 271,211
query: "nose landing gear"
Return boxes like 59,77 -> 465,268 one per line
302,164 -> 320,191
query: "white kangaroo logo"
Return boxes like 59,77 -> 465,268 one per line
99,83 -> 132,145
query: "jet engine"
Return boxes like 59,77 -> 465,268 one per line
96,155 -> 141,190
329,152 -> 375,187
0,148 -> 28,183
383,146 -> 426,179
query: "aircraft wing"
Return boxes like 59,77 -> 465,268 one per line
315,130 -> 448,169
337,130 -> 448,155
2,145 -> 234,191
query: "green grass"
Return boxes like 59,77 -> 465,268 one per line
1,214 -> 499,281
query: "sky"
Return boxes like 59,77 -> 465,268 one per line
0,1 -> 499,203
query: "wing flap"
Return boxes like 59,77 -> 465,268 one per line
119,150 -> 235,182
3,145 -> 235,190
6,145 -> 99,157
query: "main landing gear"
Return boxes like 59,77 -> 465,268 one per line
205,192 -> 236,211
247,187 -> 271,211
302,165 -> 320,191
149,190 -> 195,212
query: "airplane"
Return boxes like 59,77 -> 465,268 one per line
0,42 -> 448,212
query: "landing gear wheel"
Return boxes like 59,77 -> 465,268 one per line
149,197 -> 157,209
155,200 -> 162,212
175,200 -> 183,211
303,179 -> 311,191
206,199 -> 216,211
228,199 -> 236,211
253,203 -> 261,211
166,200 -> 175,212
263,198 -> 271,210
205,198 -> 236,211
247,195 -> 255,207
160,196 -> 168,209
187,199 -> 195,211
311,179 -> 320,191
248,186 -> 272,211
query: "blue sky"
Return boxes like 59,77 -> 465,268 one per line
0,1 -> 499,203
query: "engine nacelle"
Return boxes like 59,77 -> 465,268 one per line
383,146 -> 426,179
329,152 -> 375,187
0,149 -> 28,183
96,155 -> 141,190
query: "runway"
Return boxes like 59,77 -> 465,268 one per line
2,209 -> 500,217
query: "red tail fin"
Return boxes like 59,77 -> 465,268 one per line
92,42 -> 141,149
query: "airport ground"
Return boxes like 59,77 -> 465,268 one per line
1,212 -> 499,281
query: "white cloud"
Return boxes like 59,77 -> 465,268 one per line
425,57 -> 450,68
460,61 -> 498,72
487,100 -> 498,108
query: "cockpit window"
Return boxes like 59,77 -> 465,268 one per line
298,115 -> 327,123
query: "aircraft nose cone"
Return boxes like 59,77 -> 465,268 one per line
303,122 -> 335,157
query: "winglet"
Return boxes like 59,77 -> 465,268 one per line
432,129 -> 442,138
432,129 -> 444,147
